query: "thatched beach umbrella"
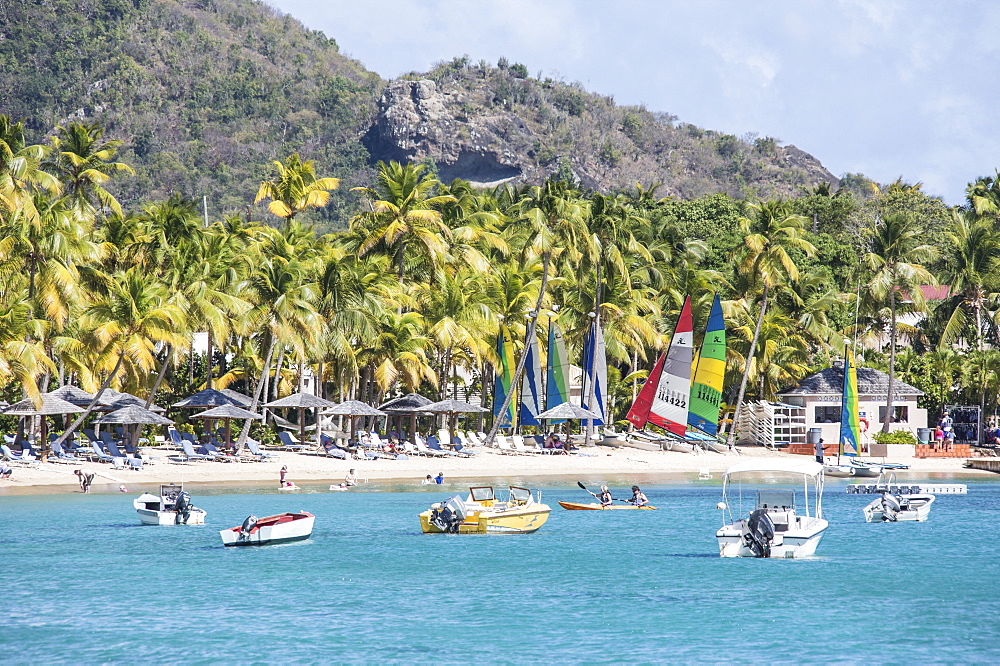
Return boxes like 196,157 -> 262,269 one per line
191,404 -> 263,449
45,385 -> 100,407
323,400 -> 387,446
422,399 -> 488,447
535,401 -> 601,421
378,393 -> 434,443
3,395 -> 85,461
264,392 -> 337,445
172,388 -> 248,408
93,404 -> 174,426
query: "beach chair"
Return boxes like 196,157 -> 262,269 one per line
510,435 -> 543,455
494,434 -> 517,455
427,439 -> 462,457
2,444 -> 35,466
244,438 -> 277,461
277,431 -> 310,450
200,438 -> 238,462
50,441 -> 82,463
179,439 -> 212,462
414,439 -> 448,458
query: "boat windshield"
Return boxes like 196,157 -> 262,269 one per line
469,487 -> 495,502
509,486 -> 532,504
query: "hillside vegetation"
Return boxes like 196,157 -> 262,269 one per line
4,0 -> 839,231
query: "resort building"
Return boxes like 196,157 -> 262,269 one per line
775,363 -> 927,458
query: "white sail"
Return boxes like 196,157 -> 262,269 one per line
647,297 -> 693,435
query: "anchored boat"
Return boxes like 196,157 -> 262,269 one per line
133,484 -> 206,525
220,511 -> 315,546
716,459 -> 828,558
419,486 -> 551,534
863,492 -> 935,522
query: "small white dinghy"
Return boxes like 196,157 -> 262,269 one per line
133,484 -> 206,525
863,492 -> 935,522
220,511 -> 315,546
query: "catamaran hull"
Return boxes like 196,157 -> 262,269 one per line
620,438 -> 662,451
850,463 -> 883,478
823,465 -> 855,478
664,440 -> 696,454
717,523 -> 828,558
418,507 -> 551,534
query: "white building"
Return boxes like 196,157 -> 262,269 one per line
775,363 -> 926,455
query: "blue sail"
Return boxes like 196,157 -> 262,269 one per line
581,319 -> 608,427
492,325 -> 515,428
545,323 -> 570,424
519,329 -> 543,426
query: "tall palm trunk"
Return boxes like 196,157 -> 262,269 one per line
485,252 -> 551,446
236,337 -> 277,449
882,288 -> 897,434
727,285 -> 770,448
206,329 -> 214,389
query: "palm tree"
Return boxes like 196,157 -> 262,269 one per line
47,121 -> 133,219
939,209 -> 1000,350
254,153 -> 340,224
861,212 -> 937,433
727,200 -> 815,447
351,161 -> 455,284
0,115 -> 61,222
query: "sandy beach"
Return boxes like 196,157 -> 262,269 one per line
0,444 -> 990,494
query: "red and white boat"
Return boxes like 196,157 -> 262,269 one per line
220,511 -> 315,547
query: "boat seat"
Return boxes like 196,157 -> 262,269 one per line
768,510 -> 795,532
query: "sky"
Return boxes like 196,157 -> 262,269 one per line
268,0 -> 1000,206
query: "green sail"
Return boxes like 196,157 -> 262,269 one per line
688,295 -> 725,436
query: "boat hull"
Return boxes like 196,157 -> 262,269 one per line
823,465 -> 855,478
717,521 -> 828,558
558,501 -> 656,510
419,506 -> 551,534
620,438 -> 662,452
137,508 -> 207,525
664,440 -> 696,454
220,512 -> 314,546
850,463 -> 883,478
863,494 -> 935,522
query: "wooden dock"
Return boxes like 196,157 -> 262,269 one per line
964,457 -> 1000,474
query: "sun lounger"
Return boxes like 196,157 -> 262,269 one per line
242,438 -> 276,461
87,442 -> 114,463
2,444 -> 36,466
179,439 -> 212,461
50,441 -> 82,463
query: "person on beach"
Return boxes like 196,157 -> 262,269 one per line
597,485 -> 613,507
434,472 -> 444,484
0,464 -> 11,480
75,468 -> 95,493
345,469 -> 358,486
279,465 -> 290,487
630,485 -> 648,507
421,474 -> 434,485
814,438 -> 825,463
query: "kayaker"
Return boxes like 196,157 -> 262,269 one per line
630,485 -> 648,507
597,485 -> 613,507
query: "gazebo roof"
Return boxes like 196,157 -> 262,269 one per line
173,388 -> 248,408
323,400 -> 386,416
378,393 -> 434,413
192,404 -> 263,420
3,395 -> 85,416
45,385 -> 99,406
263,392 -> 336,409
93,404 -> 174,425
422,399 -> 488,414
778,366 -> 923,397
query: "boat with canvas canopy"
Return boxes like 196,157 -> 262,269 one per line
716,458 -> 828,558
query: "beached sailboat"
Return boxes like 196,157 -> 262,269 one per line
492,325 -> 516,429
581,314 -> 609,444
625,296 -> 694,452
688,295 -> 728,452
825,351 -> 882,478
519,327 -> 544,427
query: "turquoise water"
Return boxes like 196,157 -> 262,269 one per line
2,479 -> 998,663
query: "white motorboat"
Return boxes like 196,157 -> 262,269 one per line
133,484 -> 206,525
220,511 -> 315,546
848,460 -> 883,477
716,459 -> 828,558
863,492 -> 935,522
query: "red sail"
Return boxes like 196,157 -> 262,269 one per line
626,352 -> 666,429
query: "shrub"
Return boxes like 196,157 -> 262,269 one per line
872,430 -> 917,446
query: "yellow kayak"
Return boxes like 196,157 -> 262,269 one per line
558,501 -> 657,510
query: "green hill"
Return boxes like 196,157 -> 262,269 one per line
1,0 -> 838,229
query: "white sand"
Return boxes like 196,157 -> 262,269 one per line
0,444 -> 990,494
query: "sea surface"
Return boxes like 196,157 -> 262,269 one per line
2,477 -> 998,663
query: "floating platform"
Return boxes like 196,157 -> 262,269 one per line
847,483 -> 967,495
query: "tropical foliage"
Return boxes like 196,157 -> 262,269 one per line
1,114 -> 999,442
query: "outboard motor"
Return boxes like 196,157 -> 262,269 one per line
880,493 -> 901,522
743,509 -> 776,558
430,496 -> 467,533
238,515 -> 258,541
174,491 -> 192,525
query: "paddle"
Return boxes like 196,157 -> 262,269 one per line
576,481 -> 633,504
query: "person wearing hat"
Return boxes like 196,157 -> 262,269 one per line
597,485 -> 613,507
630,485 -> 648,507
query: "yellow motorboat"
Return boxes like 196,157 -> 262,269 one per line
419,486 -> 551,534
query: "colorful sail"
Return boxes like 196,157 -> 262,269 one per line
492,325 -> 515,428
647,296 -> 693,435
688,295 -> 726,435
839,350 -> 861,457
519,329 -> 544,426
545,323 -> 570,423
626,352 -> 665,429
581,318 -> 608,426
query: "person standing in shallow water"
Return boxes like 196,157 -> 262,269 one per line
434,472 -> 444,484
280,465 -> 288,488
75,468 -> 95,493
